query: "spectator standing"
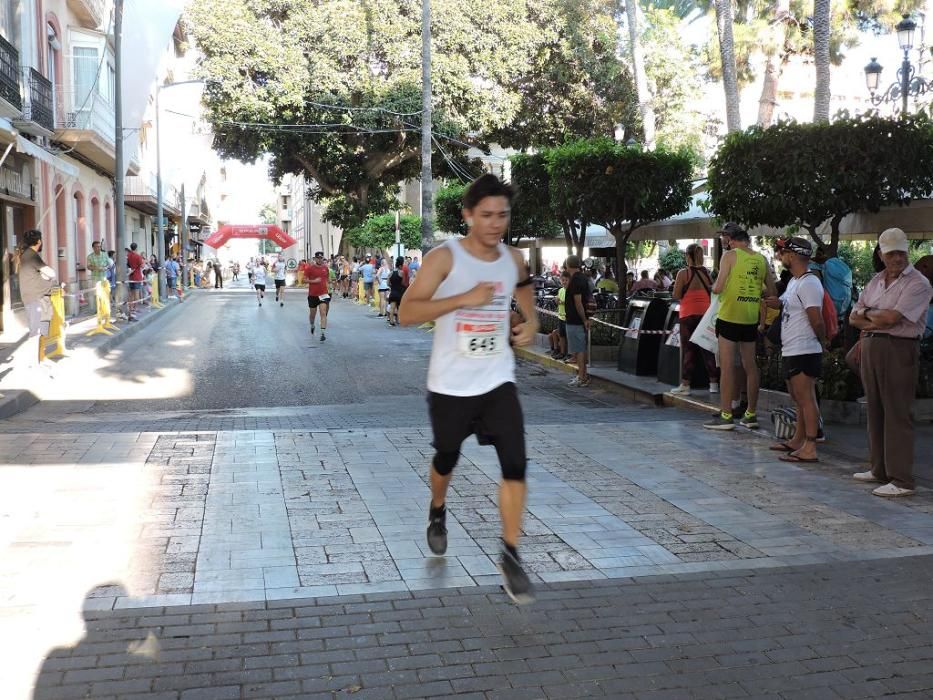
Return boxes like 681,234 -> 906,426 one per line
631,270 -> 658,293
105,250 -> 116,302
809,246 -> 852,323
86,240 -> 109,314
670,243 -> 719,396
408,255 -> 420,282
376,257 -> 391,316
625,271 -> 635,295
164,256 -> 179,300
387,257 -> 406,326
214,260 -> 224,289
705,222 -> 777,430
564,255 -> 591,388
15,229 -> 57,371
549,271 -> 570,359
766,238 -> 826,463
849,228 -> 932,497
360,256 -> 375,305
126,243 -> 145,320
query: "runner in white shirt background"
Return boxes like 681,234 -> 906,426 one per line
273,254 -> 288,307
253,261 -> 267,306
399,174 -> 539,604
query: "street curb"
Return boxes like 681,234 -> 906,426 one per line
0,389 -> 39,420
513,346 -> 663,407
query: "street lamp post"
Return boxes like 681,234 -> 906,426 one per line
864,14 -> 931,114
156,79 -> 206,293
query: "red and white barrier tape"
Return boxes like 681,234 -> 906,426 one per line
535,305 -> 673,335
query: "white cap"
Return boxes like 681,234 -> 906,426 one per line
878,228 -> 909,255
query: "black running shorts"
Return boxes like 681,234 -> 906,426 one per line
427,382 -> 527,481
715,318 -> 758,343
308,295 -> 331,308
254,284 -> 265,291
783,352 -> 822,379
274,279 -> 286,288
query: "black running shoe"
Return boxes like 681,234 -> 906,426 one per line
426,505 -> 447,555
320,332 -> 326,341
310,325 -> 315,335
499,547 -> 535,605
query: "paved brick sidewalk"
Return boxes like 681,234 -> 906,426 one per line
31,554 -> 933,700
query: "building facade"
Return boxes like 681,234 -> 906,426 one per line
0,0 -> 204,335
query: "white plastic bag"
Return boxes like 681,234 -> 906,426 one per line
689,294 -> 720,360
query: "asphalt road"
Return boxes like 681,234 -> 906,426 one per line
88,278 -> 435,412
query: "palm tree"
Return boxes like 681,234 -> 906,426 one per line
623,0 -> 656,146
714,0 -> 742,132
812,0 -> 831,122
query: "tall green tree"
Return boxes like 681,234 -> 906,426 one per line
189,0 -> 639,232
547,139 -> 696,277
346,213 -> 422,253
487,0 -> 637,149
706,113 -> 933,256
509,153 -> 561,248
434,183 -> 468,237
812,0 -> 832,122
714,0 -> 742,132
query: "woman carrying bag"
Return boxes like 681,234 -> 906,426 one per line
669,244 -> 720,396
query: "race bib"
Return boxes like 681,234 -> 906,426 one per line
455,315 -> 506,358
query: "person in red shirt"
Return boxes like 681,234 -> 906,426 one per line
402,257 -> 411,288
306,251 -> 332,341
126,242 -> 145,320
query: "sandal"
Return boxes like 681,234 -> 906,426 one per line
769,443 -> 795,452
779,453 -> 820,463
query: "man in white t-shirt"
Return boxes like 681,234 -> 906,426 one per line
765,237 -> 826,463
273,254 -> 287,307
253,261 -> 267,306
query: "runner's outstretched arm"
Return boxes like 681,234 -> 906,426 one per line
398,247 -> 495,326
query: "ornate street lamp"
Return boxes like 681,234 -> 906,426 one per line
864,14 -> 930,114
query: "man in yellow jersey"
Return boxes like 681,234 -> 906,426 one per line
705,223 -> 777,430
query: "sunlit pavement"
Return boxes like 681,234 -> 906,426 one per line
3,288 -> 933,699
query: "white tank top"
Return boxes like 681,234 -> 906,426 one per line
427,239 -> 518,397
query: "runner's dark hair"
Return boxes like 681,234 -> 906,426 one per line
22,229 -> 42,248
463,174 -> 514,210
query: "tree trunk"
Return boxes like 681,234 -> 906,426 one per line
715,0 -> 742,133
757,0 -> 791,127
624,1 -> 656,147
757,52 -> 785,127
613,224 -> 631,287
812,0 -> 831,122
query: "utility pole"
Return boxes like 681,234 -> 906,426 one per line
420,0 -> 433,252
179,184 -> 188,285
114,0 -> 126,291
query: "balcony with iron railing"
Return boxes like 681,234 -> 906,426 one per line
17,67 -> 54,135
54,85 -> 116,172
0,34 -> 22,117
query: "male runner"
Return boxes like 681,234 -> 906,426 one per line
273,254 -> 287,307
306,251 -> 332,341
399,174 -> 538,604
253,261 -> 267,306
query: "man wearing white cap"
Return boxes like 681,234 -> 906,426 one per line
849,228 -> 932,497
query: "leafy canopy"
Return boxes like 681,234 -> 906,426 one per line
434,183 -> 468,237
188,0 -> 640,231
706,112 -> 933,254
346,213 -> 422,252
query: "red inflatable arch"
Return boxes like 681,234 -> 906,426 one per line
202,224 -> 298,249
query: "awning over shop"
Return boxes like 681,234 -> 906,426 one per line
16,136 -> 79,179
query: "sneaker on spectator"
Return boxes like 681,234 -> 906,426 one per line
853,471 -> 881,483
738,412 -> 759,430
709,382 -> 720,394
872,483 -> 914,497
704,414 -> 735,430
668,385 -> 691,396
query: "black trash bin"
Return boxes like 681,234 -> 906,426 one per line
617,296 -> 670,375
657,302 -> 710,389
